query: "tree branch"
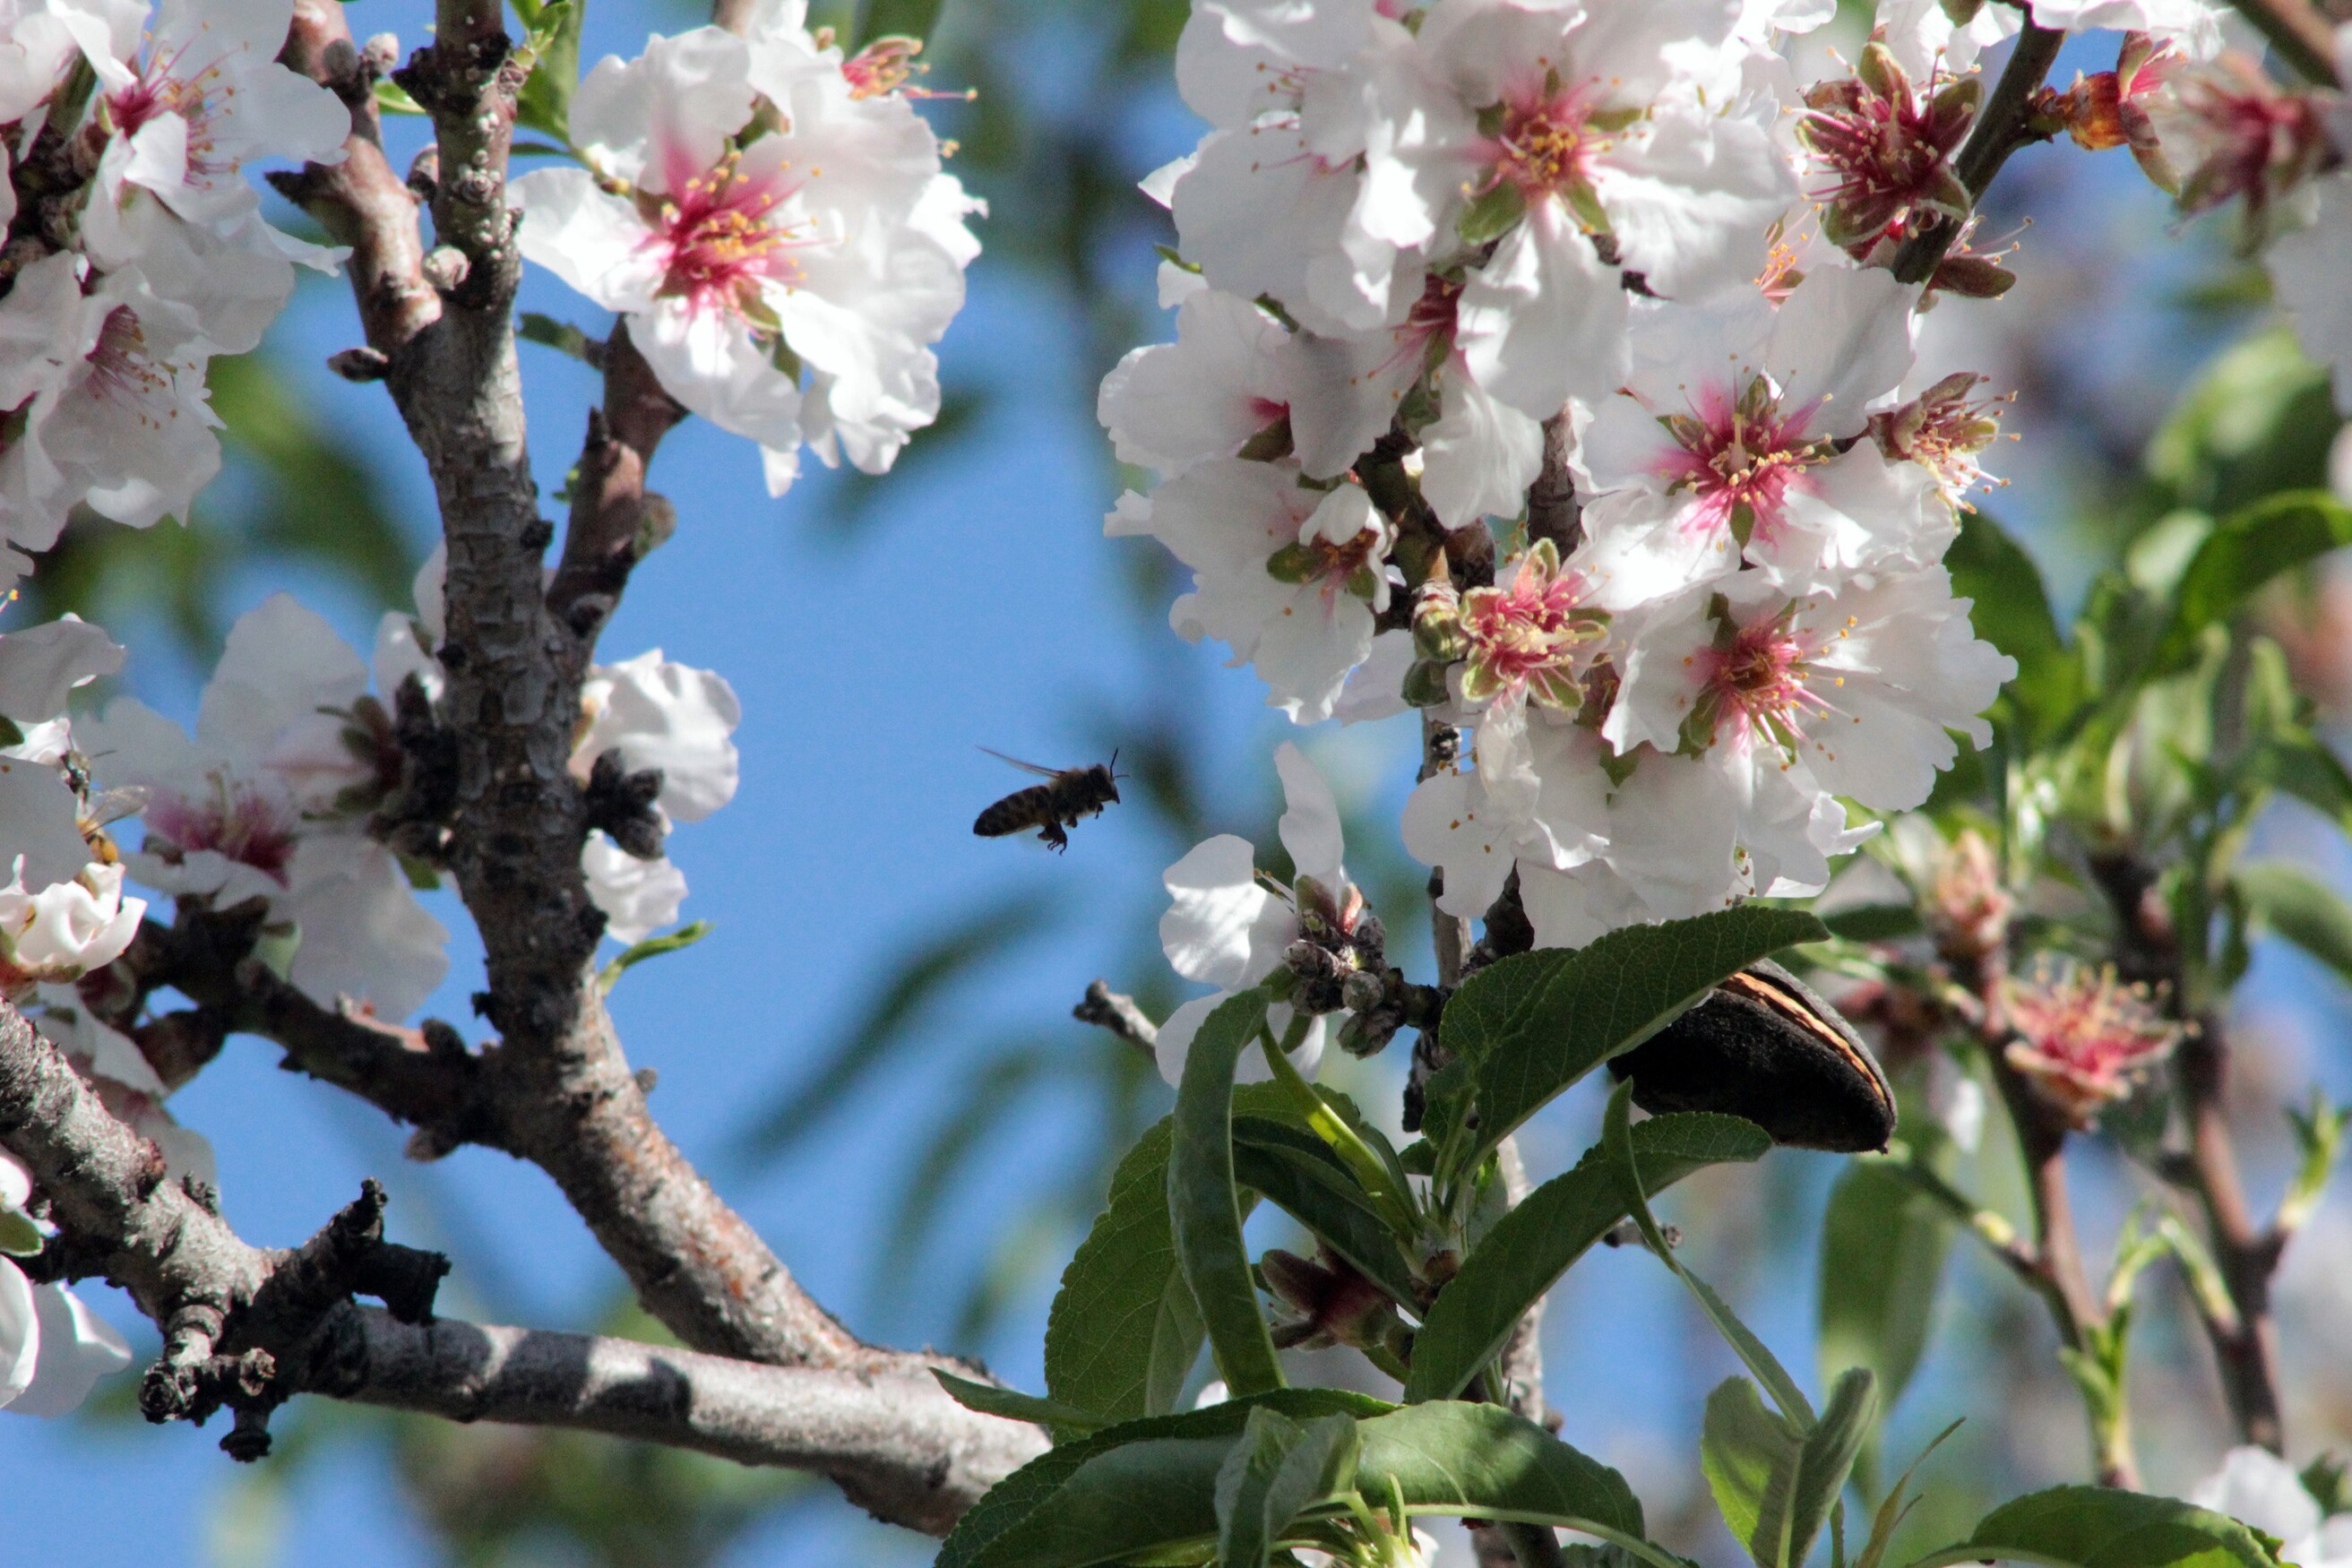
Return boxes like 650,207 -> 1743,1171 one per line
1073,980 -> 1158,1057
317,1310 -> 1046,1534
2227,0 -> 2343,88
0,997 -> 1046,1529
2089,851 -> 2287,1453
1891,22 -> 2068,286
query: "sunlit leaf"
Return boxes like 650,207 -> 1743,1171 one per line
1438,908 -> 1826,1170
1904,1486 -> 2282,1568
1405,1113 -> 1769,1403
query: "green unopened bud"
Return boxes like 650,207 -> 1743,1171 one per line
1401,658 -> 1454,709
1411,589 -> 1467,661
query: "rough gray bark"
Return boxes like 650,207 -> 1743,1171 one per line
0,997 -> 1047,1530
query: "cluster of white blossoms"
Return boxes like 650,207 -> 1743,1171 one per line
1116,0 -> 2249,976
0,0 -> 349,561
515,0 -> 981,495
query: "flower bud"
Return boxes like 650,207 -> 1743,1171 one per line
1411,580 -> 1467,662
1340,969 -> 1387,1015
1401,659 -> 1454,709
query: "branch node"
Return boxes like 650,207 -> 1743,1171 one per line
421,244 -> 471,293
327,345 -> 391,382
582,749 -> 667,858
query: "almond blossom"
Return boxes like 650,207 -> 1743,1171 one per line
0,254 -> 224,553
1109,460 -> 1393,724
513,11 -> 978,495
1575,265 -> 1943,607
1155,743 -> 1353,1086
82,594 -> 450,1020
58,0 -> 350,353
2003,959 -> 2181,1128
0,1152 -> 131,1420
1407,0 -> 1796,417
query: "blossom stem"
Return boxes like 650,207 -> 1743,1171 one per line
2225,0 -> 2342,87
1891,21 -> 2068,285
1525,413 -> 1582,555
2088,851 -> 2289,1454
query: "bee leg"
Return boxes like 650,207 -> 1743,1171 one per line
1042,822 -> 1069,851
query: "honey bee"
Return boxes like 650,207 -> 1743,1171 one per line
972,749 -> 1123,852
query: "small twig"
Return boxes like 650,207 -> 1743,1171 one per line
1073,981 -> 1158,1057
1891,22 -> 2068,285
2227,0 -> 2342,87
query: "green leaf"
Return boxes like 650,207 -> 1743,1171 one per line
1231,1117 -> 1419,1307
1856,1421 -> 1963,1568
1905,1486 -> 2284,1568
595,919 -> 713,994
518,312 -> 599,363
0,716 -> 22,748
1045,1116 -> 1207,1424
948,1397 -> 1660,1568
2236,861 -> 2352,986
1703,1375 -> 1803,1566
1821,904 -> 1925,943
931,1371 -> 1107,1438
857,0 -> 944,47
373,77 -> 426,116
1788,1371 -> 1877,1568
1603,1081 -> 1813,1426
943,1391 -> 1392,1568
1947,509 -> 2078,742
1704,1370 -> 1874,1568
0,1208 -> 40,1256
1169,990 -> 1283,1397
2244,728 -> 2352,834
1405,1113 -> 1770,1403
1352,1401 -> 1647,1538
513,0 -> 584,142
1816,1154 -> 1951,1440
2156,491 -> 2352,674
1438,907 -> 1827,1169
1216,1409 -> 1359,1568
2145,328 -> 2337,520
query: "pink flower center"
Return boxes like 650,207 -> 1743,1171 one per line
86,308 -> 169,409
108,45 -> 232,180
1693,607 -> 1859,756
647,151 -> 808,316
1657,375 -> 1827,547
1460,553 -> 1604,707
1491,82 -> 1604,201
145,778 -> 297,884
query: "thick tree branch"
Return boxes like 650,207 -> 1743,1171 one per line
318,1310 -> 1046,1534
0,1000 -> 1045,1529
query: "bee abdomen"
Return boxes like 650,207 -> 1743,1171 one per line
973,785 -> 1054,837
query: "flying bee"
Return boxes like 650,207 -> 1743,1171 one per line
972,749 -> 1123,852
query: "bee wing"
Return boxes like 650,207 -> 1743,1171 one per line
83,787 -> 150,828
978,746 -> 1064,779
